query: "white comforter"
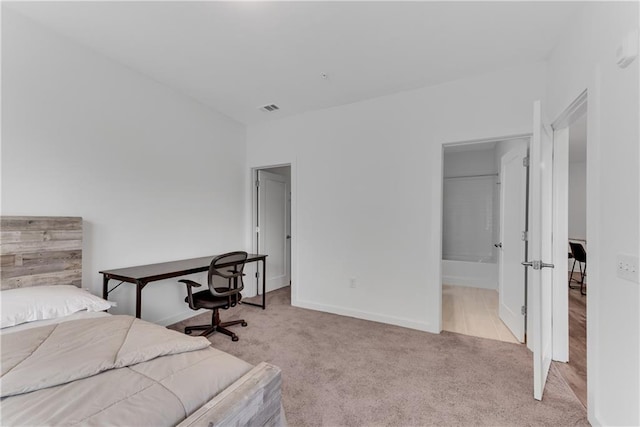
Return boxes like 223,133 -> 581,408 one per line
0,315 -> 253,426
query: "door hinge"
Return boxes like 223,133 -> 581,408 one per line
521,231 -> 528,241
255,272 -> 260,279
255,226 -> 260,233
255,179 -> 260,188
521,305 -> 527,316
522,157 -> 530,167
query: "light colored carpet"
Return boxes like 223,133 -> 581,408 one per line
169,287 -> 588,426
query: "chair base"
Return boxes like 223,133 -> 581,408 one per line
185,310 -> 247,341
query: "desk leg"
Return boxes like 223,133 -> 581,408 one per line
103,275 -> 109,300
135,280 -> 144,319
243,259 -> 267,309
261,259 -> 266,309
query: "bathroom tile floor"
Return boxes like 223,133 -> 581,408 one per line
442,284 -> 520,344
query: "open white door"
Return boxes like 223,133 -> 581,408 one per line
498,144 -> 528,343
525,100 -> 555,400
257,170 -> 290,292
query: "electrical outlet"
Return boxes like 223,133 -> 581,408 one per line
349,278 -> 357,288
617,254 -> 639,283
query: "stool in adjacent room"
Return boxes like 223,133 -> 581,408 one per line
569,242 -> 587,296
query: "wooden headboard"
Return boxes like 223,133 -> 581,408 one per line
0,216 -> 82,290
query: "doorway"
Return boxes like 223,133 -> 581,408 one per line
441,137 -> 529,344
253,165 -> 292,299
553,103 -> 588,408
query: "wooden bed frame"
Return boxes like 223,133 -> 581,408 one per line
0,216 -> 286,427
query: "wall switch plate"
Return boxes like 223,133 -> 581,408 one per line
616,254 -> 639,283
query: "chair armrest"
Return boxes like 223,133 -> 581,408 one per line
179,279 -> 202,310
179,279 -> 202,288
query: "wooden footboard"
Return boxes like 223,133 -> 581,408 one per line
178,362 -> 285,427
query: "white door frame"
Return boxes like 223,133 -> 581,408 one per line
550,125 -> 570,363
250,162 -> 297,305
549,90 -> 588,364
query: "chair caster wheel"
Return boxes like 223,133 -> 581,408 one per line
232,336 -> 239,342
241,322 -> 248,327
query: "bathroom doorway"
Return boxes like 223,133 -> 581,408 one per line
441,137 -> 529,344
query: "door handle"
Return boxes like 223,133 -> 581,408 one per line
494,242 -> 502,248
521,260 -> 555,270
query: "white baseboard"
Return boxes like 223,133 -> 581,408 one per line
155,308 -> 208,327
588,413 -> 601,427
243,282 -> 289,297
266,282 -> 289,294
294,299 -> 436,334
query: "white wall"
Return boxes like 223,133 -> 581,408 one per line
495,138 -> 529,165
1,9 -> 248,325
442,148 -> 499,289
247,62 -> 546,332
441,260 -> 497,289
568,161 -> 587,240
442,148 -> 498,264
546,2 -> 639,425
443,148 -> 496,178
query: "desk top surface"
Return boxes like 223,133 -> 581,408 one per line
99,253 -> 266,282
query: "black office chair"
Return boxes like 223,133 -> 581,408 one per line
179,251 -> 248,341
569,242 -> 587,295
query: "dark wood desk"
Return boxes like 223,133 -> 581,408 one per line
100,254 -> 267,319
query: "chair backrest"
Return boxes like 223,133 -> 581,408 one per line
208,251 -> 248,304
569,242 -> 586,263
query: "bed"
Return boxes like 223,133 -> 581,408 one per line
0,216 -> 285,426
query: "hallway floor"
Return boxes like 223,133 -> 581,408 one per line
554,275 -> 587,408
442,284 -> 520,344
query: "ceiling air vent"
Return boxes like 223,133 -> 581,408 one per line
259,104 -> 280,112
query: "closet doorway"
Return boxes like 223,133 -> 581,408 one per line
441,137 -> 529,344
253,165 -> 292,296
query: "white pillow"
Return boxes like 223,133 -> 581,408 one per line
1,285 -> 113,329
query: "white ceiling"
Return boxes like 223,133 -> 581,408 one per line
6,1 -> 584,125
